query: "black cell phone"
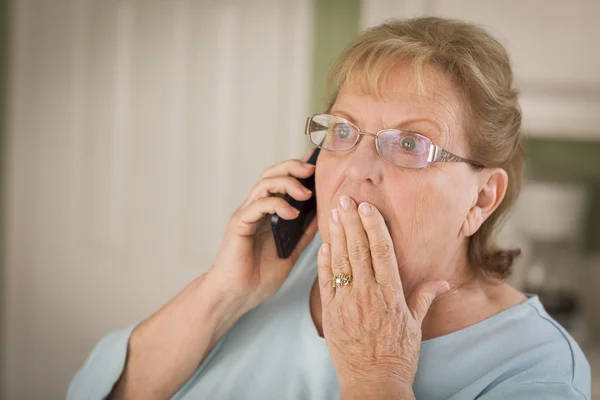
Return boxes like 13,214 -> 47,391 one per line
271,147 -> 320,259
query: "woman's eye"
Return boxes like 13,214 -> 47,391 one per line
401,137 -> 417,151
333,123 -> 352,139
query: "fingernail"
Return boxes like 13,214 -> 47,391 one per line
303,163 -> 315,169
320,243 -> 329,255
339,195 -> 352,210
358,202 -> 372,216
330,208 -> 339,223
436,282 -> 451,296
302,186 -> 312,194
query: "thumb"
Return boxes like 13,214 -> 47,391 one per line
408,281 -> 450,323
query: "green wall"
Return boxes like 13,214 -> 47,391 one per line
526,138 -> 600,183
526,138 -> 600,253
310,0 -> 361,114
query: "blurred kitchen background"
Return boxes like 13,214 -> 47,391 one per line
0,0 -> 599,398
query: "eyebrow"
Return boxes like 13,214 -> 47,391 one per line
330,109 -> 442,140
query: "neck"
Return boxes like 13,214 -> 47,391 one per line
420,275 -> 485,340
415,241 -> 485,340
420,271 -> 525,341
309,251 -> 527,342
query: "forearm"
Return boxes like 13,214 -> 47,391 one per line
110,272 -> 252,399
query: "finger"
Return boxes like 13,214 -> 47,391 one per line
245,176 -> 313,205
337,196 -> 374,287
317,242 -> 335,304
241,159 -> 315,208
357,202 -> 401,290
259,158 -> 315,180
329,207 -> 352,284
407,281 -> 450,324
232,197 -> 299,236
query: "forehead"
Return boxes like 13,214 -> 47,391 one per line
332,64 -> 466,144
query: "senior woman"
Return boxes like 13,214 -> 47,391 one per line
68,17 -> 590,400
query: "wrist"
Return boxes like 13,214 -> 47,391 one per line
338,372 -> 415,400
201,271 -> 257,321
340,380 -> 415,400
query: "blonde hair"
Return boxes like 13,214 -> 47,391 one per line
326,17 -> 524,279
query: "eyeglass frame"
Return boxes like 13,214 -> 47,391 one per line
304,113 -> 484,170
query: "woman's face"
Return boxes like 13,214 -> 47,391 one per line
315,64 -> 480,294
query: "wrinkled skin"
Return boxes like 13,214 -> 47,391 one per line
317,196 -> 449,393
312,64 -> 519,396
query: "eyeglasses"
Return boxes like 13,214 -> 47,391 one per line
305,114 -> 483,170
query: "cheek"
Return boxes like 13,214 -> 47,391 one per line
436,170 -> 477,227
409,170 -> 474,243
413,173 -> 467,231
386,175 -> 433,241
386,171 -> 466,250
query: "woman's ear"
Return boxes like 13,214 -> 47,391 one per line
461,168 -> 508,237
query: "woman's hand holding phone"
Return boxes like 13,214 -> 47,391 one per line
107,150 -> 319,399
206,150 -> 319,313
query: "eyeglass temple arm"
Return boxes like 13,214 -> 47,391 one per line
428,145 -> 482,166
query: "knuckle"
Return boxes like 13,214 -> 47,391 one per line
255,197 -> 271,210
333,254 -> 350,269
349,241 -> 370,261
356,288 -> 375,307
257,176 -> 275,189
251,182 -> 268,197
261,175 -> 293,190
282,160 -> 298,172
318,275 -> 330,290
258,174 -> 271,183
371,240 -> 394,259
266,197 -> 282,209
282,176 -> 299,189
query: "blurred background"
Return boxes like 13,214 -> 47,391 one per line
0,0 -> 598,398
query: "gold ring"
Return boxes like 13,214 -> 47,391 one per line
332,273 -> 353,288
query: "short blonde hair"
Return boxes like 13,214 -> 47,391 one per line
326,17 -> 523,279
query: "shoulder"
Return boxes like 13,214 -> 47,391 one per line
479,296 -> 590,397
502,297 -> 590,386
419,296 -> 590,399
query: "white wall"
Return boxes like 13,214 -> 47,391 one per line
2,0 -> 313,398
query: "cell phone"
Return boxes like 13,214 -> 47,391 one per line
271,147 -> 320,259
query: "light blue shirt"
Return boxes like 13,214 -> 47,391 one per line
68,234 -> 591,399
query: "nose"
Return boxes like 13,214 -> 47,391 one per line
345,134 -> 383,185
